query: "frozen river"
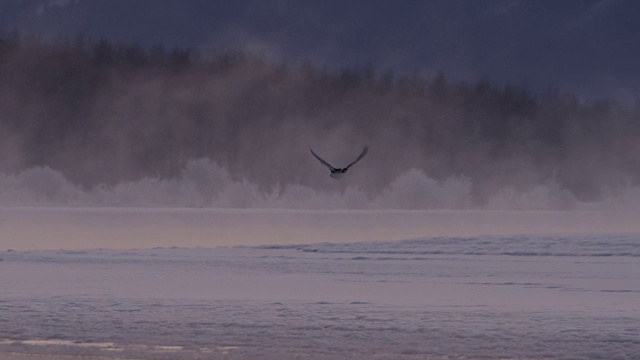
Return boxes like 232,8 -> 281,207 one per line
1,211 -> 639,359
2,207 -> 639,250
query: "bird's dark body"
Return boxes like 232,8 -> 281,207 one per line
310,146 -> 368,179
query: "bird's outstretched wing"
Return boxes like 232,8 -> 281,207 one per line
310,148 -> 336,171
345,146 -> 368,169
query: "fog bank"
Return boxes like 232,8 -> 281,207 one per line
1,159 -> 639,211
1,34 -> 639,207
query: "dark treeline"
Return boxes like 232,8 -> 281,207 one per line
1,33 -> 639,204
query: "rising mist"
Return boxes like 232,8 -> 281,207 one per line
1,33 -> 639,209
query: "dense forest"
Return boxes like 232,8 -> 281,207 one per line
1,32 -> 639,207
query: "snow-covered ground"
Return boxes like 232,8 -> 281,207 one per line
1,209 -> 639,359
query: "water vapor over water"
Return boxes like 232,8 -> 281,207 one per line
2,159 -> 639,210
1,34 -> 639,210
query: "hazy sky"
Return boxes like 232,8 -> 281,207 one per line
2,0 -> 640,101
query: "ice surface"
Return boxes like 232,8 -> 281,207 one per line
1,233 -> 639,359
2,207 -> 640,250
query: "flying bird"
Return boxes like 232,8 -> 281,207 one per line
310,146 -> 368,179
